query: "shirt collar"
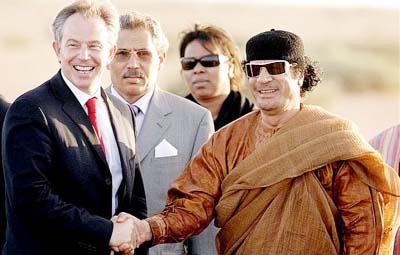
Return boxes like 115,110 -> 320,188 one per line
61,71 -> 102,107
110,84 -> 155,115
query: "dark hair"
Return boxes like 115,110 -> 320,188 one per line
179,23 -> 244,91
296,56 -> 323,97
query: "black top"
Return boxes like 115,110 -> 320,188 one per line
0,95 -> 10,247
186,90 -> 254,131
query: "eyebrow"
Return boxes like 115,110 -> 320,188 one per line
65,39 -> 79,44
116,48 -> 131,51
116,47 -> 151,51
65,39 -> 103,45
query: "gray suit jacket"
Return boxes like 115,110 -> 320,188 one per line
108,86 -> 217,255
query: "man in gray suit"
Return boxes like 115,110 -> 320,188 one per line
107,12 -> 217,255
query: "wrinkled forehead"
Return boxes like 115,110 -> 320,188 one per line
117,28 -> 156,50
62,13 -> 110,41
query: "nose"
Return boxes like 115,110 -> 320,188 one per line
257,67 -> 273,82
193,61 -> 205,74
127,54 -> 139,69
78,45 -> 90,60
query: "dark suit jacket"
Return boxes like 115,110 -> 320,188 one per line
1,71 -> 147,255
0,95 -> 10,248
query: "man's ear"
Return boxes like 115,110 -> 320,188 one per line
107,44 -> 117,65
290,67 -> 304,86
52,40 -> 61,63
158,52 -> 166,70
298,72 -> 305,87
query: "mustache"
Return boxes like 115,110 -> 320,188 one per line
123,69 -> 145,78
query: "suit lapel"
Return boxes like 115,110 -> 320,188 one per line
50,71 -> 108,168
137,89 -> 171,162
103,89 -> 135,200
102,88 -> 131,163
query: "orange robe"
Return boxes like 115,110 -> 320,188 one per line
147,105 -> 400,255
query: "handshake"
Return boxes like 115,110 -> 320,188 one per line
109,212 -> 152,255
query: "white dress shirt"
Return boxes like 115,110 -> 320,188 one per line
110,85 -> 154,134
62,72 -> 122,215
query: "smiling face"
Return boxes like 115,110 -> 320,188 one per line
181,40 -> 231,101
248,60 -> 302,116
108,28 -> 163,104
52,13 -> 115,94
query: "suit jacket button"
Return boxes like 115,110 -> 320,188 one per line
105,178 -> 112,186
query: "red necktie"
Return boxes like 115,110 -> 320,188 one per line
86,97 -> 106,156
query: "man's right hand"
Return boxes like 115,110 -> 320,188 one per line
109,217 -> 136,254
116,212 -> 153,246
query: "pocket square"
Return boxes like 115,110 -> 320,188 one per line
155,139 -> 178,158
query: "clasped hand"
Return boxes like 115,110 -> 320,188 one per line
109,212 -> 152,255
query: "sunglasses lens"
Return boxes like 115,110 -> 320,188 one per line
181,54 -> 225,70
266,62 -> 286,75
246,61 -> 287,77
246,64 -> 261,77
181,58 -> 196,70
200,55 -> 220,67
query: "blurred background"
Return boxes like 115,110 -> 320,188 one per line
0,0 -> 398,139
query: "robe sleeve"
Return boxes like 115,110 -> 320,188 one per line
332,161 -> 382,255
147,135 -> 224,245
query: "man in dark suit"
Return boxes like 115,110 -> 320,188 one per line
0,95 -> 10,248
2,1 -> 146,255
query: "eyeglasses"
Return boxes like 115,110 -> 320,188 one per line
244,60 -> 293,78
114,49 -> 154,62
180,54 -> 229,70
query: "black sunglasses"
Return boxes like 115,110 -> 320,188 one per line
180,54 -> 229,71
244,60 -> 293,78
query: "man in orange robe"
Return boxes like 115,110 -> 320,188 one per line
115,29 -> 400,255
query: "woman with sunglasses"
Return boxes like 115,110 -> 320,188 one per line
179,24 -> 254,130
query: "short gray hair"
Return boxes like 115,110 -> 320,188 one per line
52,0 -> 119,45
119,11 -> 169,54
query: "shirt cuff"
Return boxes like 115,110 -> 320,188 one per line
146,215 -> 167,245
